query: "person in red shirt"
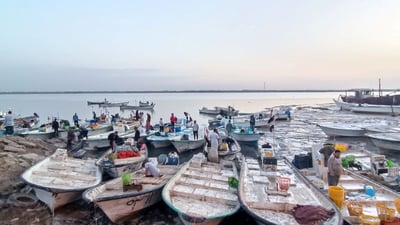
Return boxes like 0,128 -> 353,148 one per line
170,113 -> 176,131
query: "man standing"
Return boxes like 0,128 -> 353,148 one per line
52,118 -> 59,137
226,120 -> 233,136
328,150 -> 343,186
193,120 -> 199,140
4,110 -> 14,136
108,131 -> 118,151
73,113 -> 79,128
250,115 -> 256,131
134,126 -> 140,145
208,128 -> 220,163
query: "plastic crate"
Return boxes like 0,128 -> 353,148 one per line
360,214 -> 380,225
347,202 -> 363,216
376,202 -> 396,222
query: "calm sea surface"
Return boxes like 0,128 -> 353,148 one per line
0,92 -> 341,126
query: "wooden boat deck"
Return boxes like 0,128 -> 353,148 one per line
22,149 -> 101,190
163,159 -> 240,220
240,158 -> 342,225
88,165 -> 181,200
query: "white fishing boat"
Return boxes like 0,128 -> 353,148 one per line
147,132 -> 183,149
207,136 -> 241,161
231,127 -> 262,143
303,144 -> 400,225
333,98 -> 360,111
317,122 -> 368,137
83,162 -> 181,223
86,123 -> 135,149
21,149 -> 102,213
365,132 -> 400,151
350,104 -> 400,116
239,157 -> 342,225
120,104 -> 155,111
170,127 -> 206,153
99,101 -> 129,108
162,153 -> 241,225
96,145 -> 148,178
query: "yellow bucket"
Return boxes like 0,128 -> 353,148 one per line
328,186 -> 344,209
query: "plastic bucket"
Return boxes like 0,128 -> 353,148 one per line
328,186 -> 344,209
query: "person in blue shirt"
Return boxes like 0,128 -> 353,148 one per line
73,113 -> 79,127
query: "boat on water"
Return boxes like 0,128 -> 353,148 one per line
239,157 -> 342,225
87,99 -> 108,105
83,161 -> 181,223
199,106 -> 239,117
99,101 -> 129,108
317,122 -> 368,138
96,144 -> 148,178
120,104 -> 155,111
337,87 -> 400,105
162,153 -> 241,225
139,101 -> 155,107
365,132 -> 400,151
21,149 -> 102,213
86,123 -> 136,149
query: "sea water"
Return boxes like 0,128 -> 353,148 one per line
0,91 -> 340,126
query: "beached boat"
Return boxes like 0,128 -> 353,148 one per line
317,122 -> 368,137
99,101 -> 129,108
171,138 -> 206,154
239,157 -> 342,225
147,132 -> 183,149
83,162 -> 181,223
231,115 -> 272,128
170,127 -> 207,153
333,98 -> 359,111
231,127 -> 263,143
365,132 -> 400,151
86,123 -> 135,149
350,104 -> 400,116
216,137 -> 241,161
21,149 -> 102,213
120,104 -> 155,111
303,144 -> 400,225
162,153 -> 241,225
96,145 -> 148,178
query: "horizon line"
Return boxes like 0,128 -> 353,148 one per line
1,88 -> 399,95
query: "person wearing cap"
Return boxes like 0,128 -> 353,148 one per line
327,150 -> 343,186
4,110 -> 14,135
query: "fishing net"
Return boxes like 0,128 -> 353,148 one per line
292,205 -> 335,225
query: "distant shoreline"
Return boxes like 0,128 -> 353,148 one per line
0,89 -> 398,95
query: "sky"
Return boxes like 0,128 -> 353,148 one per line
1,1 -> 400,91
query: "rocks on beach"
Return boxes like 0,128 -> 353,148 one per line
0,136 -> 58,225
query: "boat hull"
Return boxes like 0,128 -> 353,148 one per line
33,188 -> 82,213
366,133 -> 400,151
171,139 -> 206,154
231,132 -> 261,143
95,188 -> 162,223
318,123 -> 366,137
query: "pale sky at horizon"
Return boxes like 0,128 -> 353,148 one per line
1,1 -> 400,91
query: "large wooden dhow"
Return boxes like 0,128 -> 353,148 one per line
239,157 -> 342,225
21,148 -> 102,213
83,164 -> 181,223
162,153 -> 241,225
